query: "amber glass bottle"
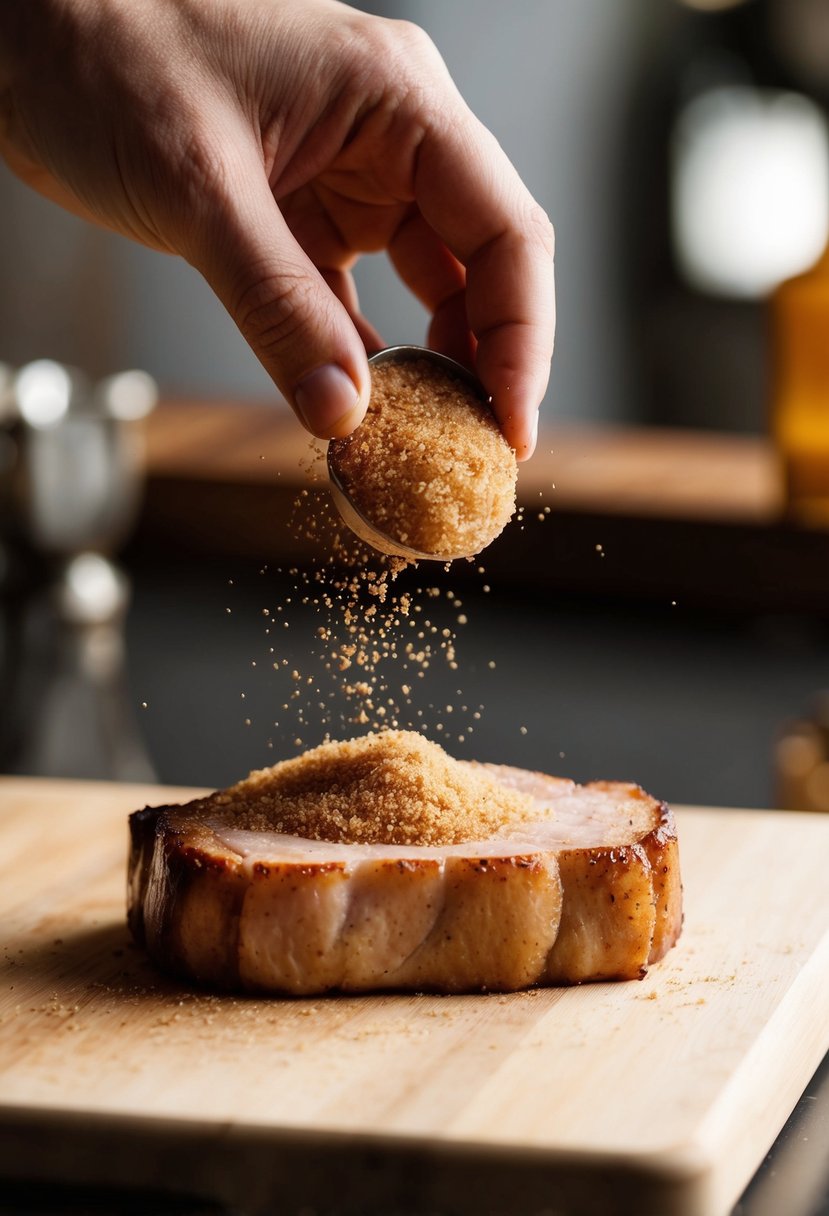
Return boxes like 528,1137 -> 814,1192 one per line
771,245 -> 829,522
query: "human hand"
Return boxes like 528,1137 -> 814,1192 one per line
0,0 -> 555,458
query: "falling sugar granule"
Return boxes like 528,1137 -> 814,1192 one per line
248,446 -> 487,751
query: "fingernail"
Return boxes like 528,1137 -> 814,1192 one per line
517,411 -> 539,462
294,364 -> 362,437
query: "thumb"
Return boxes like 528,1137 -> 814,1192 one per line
188,166 -> 370,439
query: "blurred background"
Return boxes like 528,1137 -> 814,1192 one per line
4,0 -> 829,810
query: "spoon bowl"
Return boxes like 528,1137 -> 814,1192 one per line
326,346 -> 490,563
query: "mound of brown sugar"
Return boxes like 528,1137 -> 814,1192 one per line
210,730 -> 534,846
328,357 -> 517,558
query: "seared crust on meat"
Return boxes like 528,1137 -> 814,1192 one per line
642,804 -> 684,964
128,768 -> 682,995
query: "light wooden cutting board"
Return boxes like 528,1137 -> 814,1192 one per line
0,776 -> 827,1216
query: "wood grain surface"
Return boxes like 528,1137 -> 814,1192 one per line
1,776 -> 828,1216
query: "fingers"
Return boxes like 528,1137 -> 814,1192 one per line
388,207 -> 475,367
319,267 -> 386,354
187,149 -> 370,440
428,290 -> 477,371
414,113 -> 556,460
466,223 -> 556,460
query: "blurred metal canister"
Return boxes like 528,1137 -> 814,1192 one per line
0,361 -> 158,782
1,360 -> 156,556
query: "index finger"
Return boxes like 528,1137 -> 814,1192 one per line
414,109 -> 556,460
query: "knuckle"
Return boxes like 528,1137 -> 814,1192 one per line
181,140 -> 230,210
234,269 -> 318,359
527,202 -> 556,261
159,124 -> 234,250
338,15 -> 449,138
390,18 -> 440,60
142,83 -> 231,203
360,16 -> 443,86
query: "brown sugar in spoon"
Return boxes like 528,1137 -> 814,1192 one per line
327,346 -> 517,562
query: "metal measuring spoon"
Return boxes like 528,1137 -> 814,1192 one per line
327,346 -> 490,563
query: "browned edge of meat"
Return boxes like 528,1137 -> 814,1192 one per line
642,800 -> 684,964
129,805 -> 247,985
128,783 -> 682,997
545,792 -> 683,984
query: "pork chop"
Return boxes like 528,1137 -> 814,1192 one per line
128,763 -> 682,995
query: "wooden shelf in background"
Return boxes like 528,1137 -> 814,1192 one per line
145,399 -> 783,523
138,399 -> 829,614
